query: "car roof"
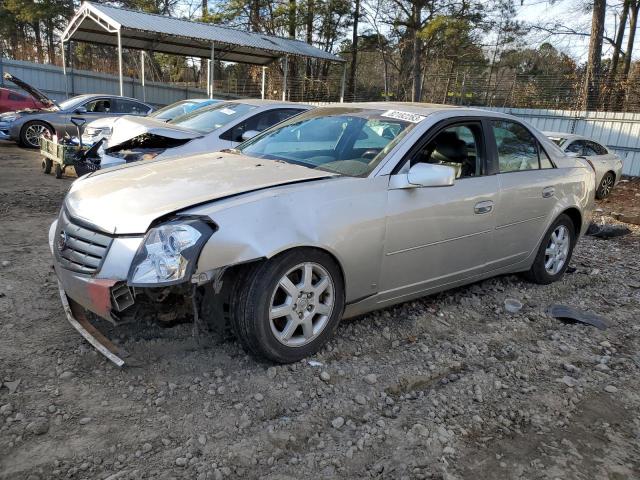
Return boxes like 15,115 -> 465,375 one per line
70,94 -> 150,103
225,98 -> 312,108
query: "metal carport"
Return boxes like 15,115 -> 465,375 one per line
61,1 -> 346,102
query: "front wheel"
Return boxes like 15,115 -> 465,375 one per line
20,121 -> 53,149
232,249 -> 345,363
524,214 -> 575,285
596,172 -> 615,199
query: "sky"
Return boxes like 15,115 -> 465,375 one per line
516,0 -> 639,62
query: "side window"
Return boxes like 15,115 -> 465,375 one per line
411,123 -> 483,179
114,99 -> 147,114
84,99 -> 111,113
565,141 -> 585,155
582,142 -> 599,157
589,141 -> 608,155
221,108 -> 304,142
491,120 -> 540,172
539,146 -> 554,169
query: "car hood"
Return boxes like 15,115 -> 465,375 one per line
3,73 -> 56,108
65,152 -> 338,234
107,115 -> 202,147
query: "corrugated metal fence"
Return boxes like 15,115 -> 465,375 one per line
484,107 -> 640,177
0,58 -> 207,107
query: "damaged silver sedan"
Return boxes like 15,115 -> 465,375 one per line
50,103 -> 595,365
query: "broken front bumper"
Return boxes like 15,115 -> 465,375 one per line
50,218 -> 143,365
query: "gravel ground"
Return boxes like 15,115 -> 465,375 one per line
1,143 -> 639,480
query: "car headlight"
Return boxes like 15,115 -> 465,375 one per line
1,115 -> 17,123
85,127 -> 112,137
128,219 -> 215,286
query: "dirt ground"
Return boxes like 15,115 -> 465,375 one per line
0,143 -> 639,480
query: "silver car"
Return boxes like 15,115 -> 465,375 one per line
0,73 -> 153,148
49,103 -> 595,365
544,131 -> 624,199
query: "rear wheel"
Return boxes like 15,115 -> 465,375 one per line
596,172 -> 615,199
231,249 -> 345,363
525,214 -> 575,285
20,121 -> 52,149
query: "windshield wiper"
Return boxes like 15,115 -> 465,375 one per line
220,148 -> 241,154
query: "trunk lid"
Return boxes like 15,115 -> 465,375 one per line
3,73 -> 56,108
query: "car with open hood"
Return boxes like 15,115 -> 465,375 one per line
49,103 -> 595,366
544,131 -> 624,199
95,99 -> 311,169
81,98 -> 222,146
0,73 -> 153,148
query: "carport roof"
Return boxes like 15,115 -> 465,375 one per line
62,2 -> 345,66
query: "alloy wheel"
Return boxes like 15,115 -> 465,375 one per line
600,175 -> 614,197
544,225 -> 570,275
24,124 -> 49,148
269,262 -> 335,347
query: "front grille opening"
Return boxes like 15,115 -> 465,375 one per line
56,210 -> 113,275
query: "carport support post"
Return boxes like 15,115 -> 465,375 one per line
206,59 -> 211,98
340,62 -> 346,103
261,66 -> 266,100
282,56 -> 288,101
117,29 -> 124,96
61,40 -> 68,99
140,50 -> 146,102
210,43 -> 215,99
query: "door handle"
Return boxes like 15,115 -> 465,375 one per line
474,200 -> 494,214
542,186 -> 555,198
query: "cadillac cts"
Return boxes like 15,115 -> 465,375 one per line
49,103 -> 595,365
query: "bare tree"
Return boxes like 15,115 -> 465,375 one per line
584,0 -> 606,110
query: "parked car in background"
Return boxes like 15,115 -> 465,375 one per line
0,74 -> 153,148
50,104 -> 595,366
96,99 -> 311,169
0,87 -> 50,113
544,131 -> 624,199
81,98 -> 221,145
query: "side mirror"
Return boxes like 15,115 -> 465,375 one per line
241,130 -> 260,141
70,117 -> 86,128
74,106 -> 87,114
407,163 -> 455,187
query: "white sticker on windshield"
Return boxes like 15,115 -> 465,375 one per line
219,108 -> 236,115
381,110 -> 426,123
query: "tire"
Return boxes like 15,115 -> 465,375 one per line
231,249 -> 345,363
19,121 -> 53,149
54,163 -> 63,179
596,172 -> 615,199
42,158 -> 52,174
524,214 -> 575,285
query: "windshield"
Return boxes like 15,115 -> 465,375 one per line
237,108 -> 418,177
152,100 -> 209,120
170,102 -> 254,133
58,96 -> 88,111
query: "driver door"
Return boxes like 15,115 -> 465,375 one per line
378,119 -> 499,302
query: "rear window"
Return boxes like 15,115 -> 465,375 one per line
170,103 -> 254,133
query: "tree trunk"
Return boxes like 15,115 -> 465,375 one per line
288,0 -> 296,38
584,0 -> 606,110
45,19 -> 56,64
623,1 -> 639,76
250,0 -> 260,32
347,0 -> 360,100
604,0 -> 629,108
202,0 -> 208,18
305,0 -> 314,77
411,3 -> 422,102
32,22 -> 44,63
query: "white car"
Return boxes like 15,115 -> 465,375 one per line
81,98 -> 221,146
544,131 -> 624,199
97,100 -> 311,169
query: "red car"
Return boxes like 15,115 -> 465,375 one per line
0,85 -> 49,113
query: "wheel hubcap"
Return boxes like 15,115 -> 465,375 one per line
601,176 -> 613,196
544,225 -> 570,275
25,125 -> 48,147
269,262 -> 335,347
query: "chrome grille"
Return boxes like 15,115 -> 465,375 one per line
55,210 -> 112,274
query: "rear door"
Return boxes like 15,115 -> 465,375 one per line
491,119 -> 562,267
379,118 -> 499,301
